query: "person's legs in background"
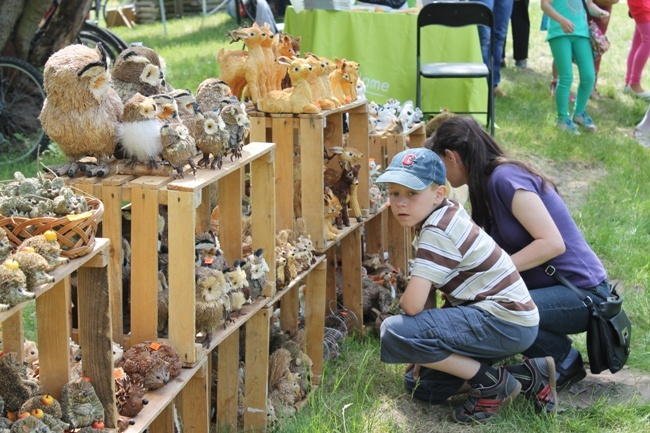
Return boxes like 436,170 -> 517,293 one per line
510,0 -> 530,68
634,105 -> 650,146
587,6 -> 612,99
477,0 -> 513,96
549,36 -> 578,132
571,36 -> 597,131
626,21 -> 650,95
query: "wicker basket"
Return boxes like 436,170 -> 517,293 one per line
0,197 -> 104,259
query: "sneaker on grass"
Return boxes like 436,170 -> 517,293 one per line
556,118 -> 580,135
573,112 -> 596,131
522,356 -> 558,414
452,368 -> 521,423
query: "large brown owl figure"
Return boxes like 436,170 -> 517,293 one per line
39,43 -> 123,177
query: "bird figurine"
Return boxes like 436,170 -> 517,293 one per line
195,264 -> 230,345
194,109 -> 230,170
243,248 -> 270,299
169,88 -> 200,132
39,43 -> 123,177
119,92 -> 162,169
195,78 -> 234,113
151,93 -> 180,124
160,122 -> 198,178
225,260 -> 249,320
219,102 -> 250,162
111,45 -> 169,104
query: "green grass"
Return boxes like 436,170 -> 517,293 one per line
2,2 -> 650,431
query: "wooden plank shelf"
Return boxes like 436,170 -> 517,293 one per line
121,354 -> 209,433
0,238 -> 119,428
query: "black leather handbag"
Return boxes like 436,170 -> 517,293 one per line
544,265 -> 632,374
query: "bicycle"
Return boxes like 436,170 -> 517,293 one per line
0,0 -> 129,165
0,56 -> 49,165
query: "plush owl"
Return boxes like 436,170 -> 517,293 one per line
160,123 -> 198,178
39,43 -> 123,177
219,102 -> 250,163
169,88 -> 199,132
194,110 -> 230,170
119,92 -> 162,169
151,93 -> 179,124
111,46 -> 169,104
195,78 -> 233,113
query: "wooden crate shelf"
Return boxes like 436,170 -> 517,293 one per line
71,142 -> 276,366
0,239 -> 119,429
69,142 -> 275,432
249,101 -> 372,339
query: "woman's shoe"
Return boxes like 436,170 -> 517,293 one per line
624,85 -> 650,100
556,350 -> 587,392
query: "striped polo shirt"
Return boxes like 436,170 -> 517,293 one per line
411,199 -> 539,327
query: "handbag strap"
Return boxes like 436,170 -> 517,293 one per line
542,265 -> 596,311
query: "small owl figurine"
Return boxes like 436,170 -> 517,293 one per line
160,123 -> 198,178
119,92 -> 162,169
112,46 -> 169,103
194,110 -> 230,170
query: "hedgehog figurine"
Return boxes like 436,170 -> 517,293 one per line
0,353 -> 34,413
121,341 -> 181,390
17,231 -> 69,272
0,229 -> 13,263
19,394 -> 62,419
60,378 -> 104,429
7,415 -> 50,433
0,258 -> 35,311
11,248 -> 54,291
26,410 -> 69,433
115,368 -> 148,417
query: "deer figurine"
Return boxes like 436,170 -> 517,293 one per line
324,163 -> 361,229
324,187 -> 343,241
257,56 -> 321,114
217,23 -> 268,103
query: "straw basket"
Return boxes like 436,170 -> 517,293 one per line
0,197 -> 104,259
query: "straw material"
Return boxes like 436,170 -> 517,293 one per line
0,197 -> 103,259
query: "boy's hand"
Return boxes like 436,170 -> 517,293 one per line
405,363 -> 421,379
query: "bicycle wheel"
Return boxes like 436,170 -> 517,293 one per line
79,22 -> 129,65
83,21 -> 128,53
0,56 -> 49,165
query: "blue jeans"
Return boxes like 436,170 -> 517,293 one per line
380,305 -> 537,365
477,0 -> 514,87
523,280 -> 611,362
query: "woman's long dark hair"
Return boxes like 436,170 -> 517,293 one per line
425,116 -> 556,230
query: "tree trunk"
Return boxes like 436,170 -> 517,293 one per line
0,0 -> 92,68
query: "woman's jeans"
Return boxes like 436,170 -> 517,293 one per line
523,280 -> 612,362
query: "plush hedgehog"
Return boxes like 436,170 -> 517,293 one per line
0,353 -> 34,413
7,415 -> 50,432
114,368 -> 148,417
0,229 -> 13,263
17,231 -> 69,272
11,248 -> 54,291
121,341 -> 181,390
19,394 -> 62,419
60,378 -> 104,429
0,258 -> 35,311
27,410 -> 69,433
